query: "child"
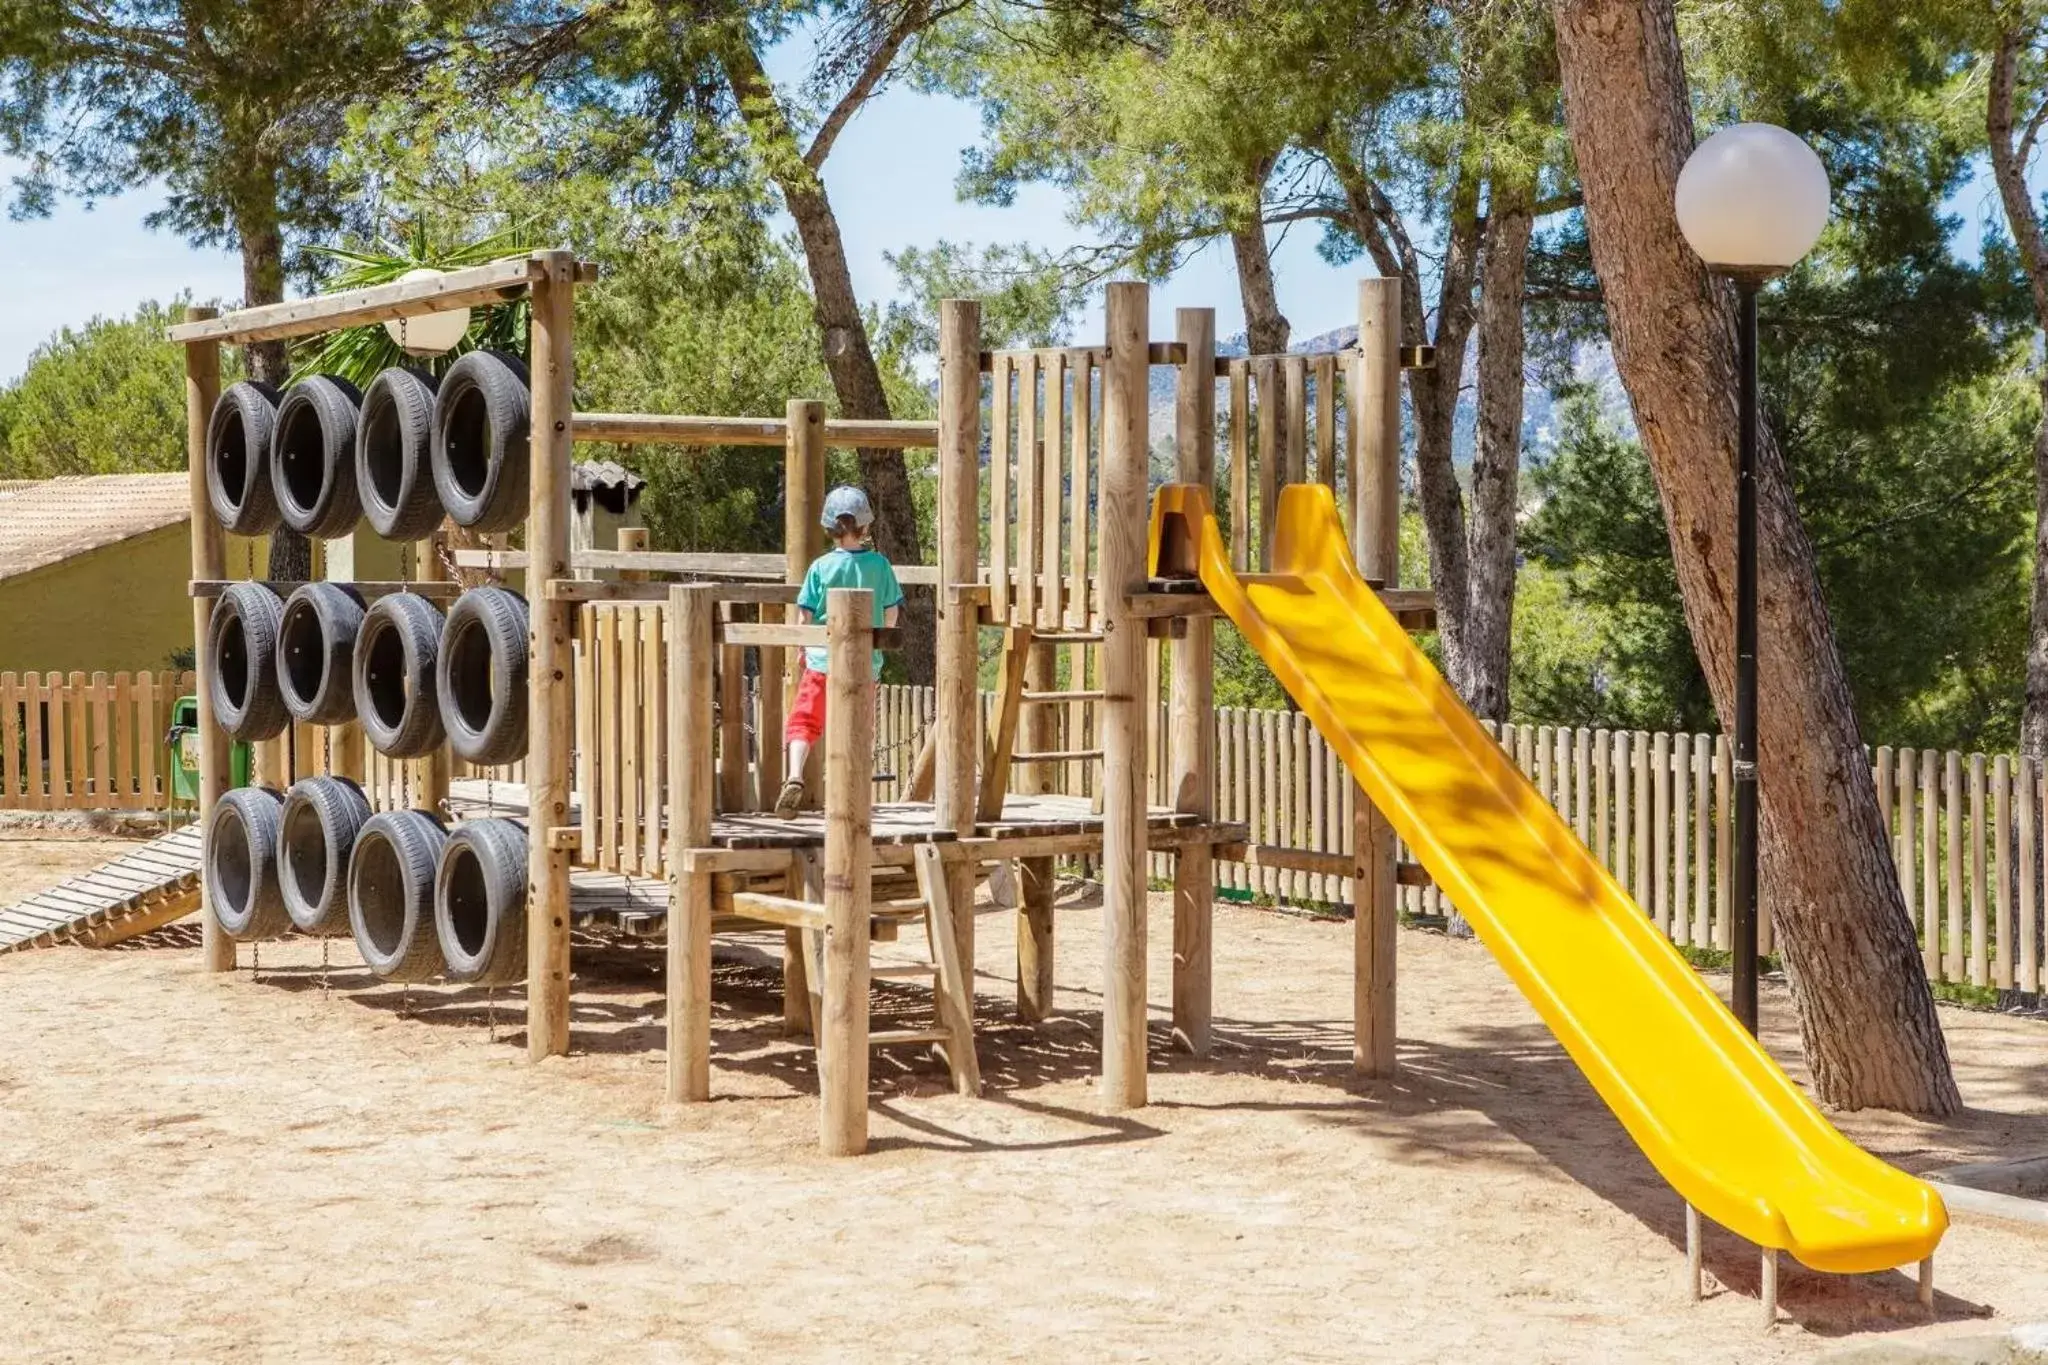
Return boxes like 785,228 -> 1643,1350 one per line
776,485 -> 903,817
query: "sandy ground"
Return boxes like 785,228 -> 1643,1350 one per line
2,835 -> 2046,1364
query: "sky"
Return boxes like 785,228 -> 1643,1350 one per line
0,57 -> 2031,385
0,75 -> 1362,385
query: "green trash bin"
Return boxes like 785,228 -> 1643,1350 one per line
167,695 -> 251,803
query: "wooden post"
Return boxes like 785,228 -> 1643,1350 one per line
1685,1202 -> 1702,1301
785,398 -> 827,807
320,538 -> 367,786
934,301 -> 983,970
666,585 -> 718,1100
718,603 -> 746,812
184,306 -> 235,974
785,850 -> 821,1037
1171,306 -> 1217,1056
819,588 -> 874,1155
415,527 -> 451,815
1100,281 -> 1151,1109
1352,277 -> 1401,1077
1017,855 -> 1056,1022
617,526 -> 650,577
1017,638 -> 1058,1022
525,249 -> 578,1060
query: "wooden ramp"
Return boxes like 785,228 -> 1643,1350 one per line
0,824 -> 203,954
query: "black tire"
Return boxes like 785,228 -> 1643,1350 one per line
206,381 -> 284,534
207,582 -> 291,741
278,775 -> 373,936
434,818 -> 528,985
357,368 -> 444,541
271,375 -> 364,537
276,582 -> 366,725
437,587 -> 529,766
348,809 -> 448,982
207,785 -> 290,941
353,592 -> 447,759
431,349 -> 530,532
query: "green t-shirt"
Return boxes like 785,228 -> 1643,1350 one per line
797,548 -> 903,677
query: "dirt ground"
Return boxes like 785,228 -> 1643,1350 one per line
2,834 -> 2046,1364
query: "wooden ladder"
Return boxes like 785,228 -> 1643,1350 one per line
782,843 -> 980,1095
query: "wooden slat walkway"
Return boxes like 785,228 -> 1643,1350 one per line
0,824 -> 203,953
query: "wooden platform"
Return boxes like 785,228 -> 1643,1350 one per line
0,824 -> 203,953
450,780 -> 1239,860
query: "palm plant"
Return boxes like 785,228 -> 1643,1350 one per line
289,221 -> 533,386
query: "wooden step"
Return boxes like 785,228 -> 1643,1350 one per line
1021,689 -> 1104,704
870,1028 -> 951,1046
870,963 -> 940,980
871,899 -> 930,922
1012,748 -> 1102,763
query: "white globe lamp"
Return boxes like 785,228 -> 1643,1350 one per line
381,268 -> 472,356
1676,122 -> 1830,279
1673,121 -> 1829,1040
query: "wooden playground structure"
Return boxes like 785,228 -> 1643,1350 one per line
167,254 -> 1436,1156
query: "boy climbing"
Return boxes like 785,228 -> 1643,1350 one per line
776,485 -> 903,817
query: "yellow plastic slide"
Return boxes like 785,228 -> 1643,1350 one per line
1151,482 -> 1946,1275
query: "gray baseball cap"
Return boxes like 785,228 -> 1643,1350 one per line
821,485 -> 874,530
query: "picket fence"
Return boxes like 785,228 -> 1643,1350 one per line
0,670 -> 196,810
0,669 -> 521,815
872,686 -> 2046,996
9,666 -> 2038,995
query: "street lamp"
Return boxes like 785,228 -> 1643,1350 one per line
1675,123 -> 1830,1035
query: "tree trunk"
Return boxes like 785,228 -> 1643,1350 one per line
1406,173 -> 1481,701
722,40 -> 934,684
1987,26 -> 2048,763
1554,0 -> 1958,1114
236,181 -> 312,583
1231,223 -> 1290,356
1463,185 -> 1534,723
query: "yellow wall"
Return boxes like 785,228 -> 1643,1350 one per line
0,524 -> 413,677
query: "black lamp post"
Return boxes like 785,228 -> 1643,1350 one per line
1675,123 -> 1831,1035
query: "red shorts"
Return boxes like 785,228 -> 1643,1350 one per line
786,667 -> 829,745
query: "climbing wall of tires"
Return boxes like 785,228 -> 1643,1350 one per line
200,354 -> 535,985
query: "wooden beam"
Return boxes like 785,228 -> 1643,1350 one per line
729,891 -> 828,930
1100,281 -> 1151,1110
1125,585 -> 1434,628
182,306 -> 234,975
667,585 -> 718,1101
572,412 -> 938,449
525,250 -> 580,1061
934,300 -> 983,970
165,255 -> 594,346
976,627 -> 1033,822
819,588 -> 874,1155
979,342 -> 1185,372
188,578 -> 463,600
912,842 -> 982,1094
717,621 -> 904,651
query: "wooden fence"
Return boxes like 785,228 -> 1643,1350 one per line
874,687 -> 2047,995
0,670 -> 196,810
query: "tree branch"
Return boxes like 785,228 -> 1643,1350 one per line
805,0 -> 969,170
